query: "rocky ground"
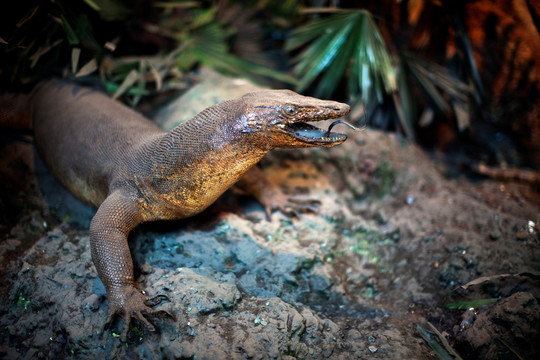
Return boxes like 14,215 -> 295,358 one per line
0,73 -> 538,359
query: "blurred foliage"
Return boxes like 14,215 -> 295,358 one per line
0,0 -> 295,105
417,322 -> 463,360
442,298 -> 498,310
286,5 -> 479,142
1,0 -> 515,158
396,52 -> 472,141
286,10 -> 396,104
158,4 -> 295,85
81,0 -> 131,21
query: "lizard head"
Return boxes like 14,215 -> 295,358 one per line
237,90 -> 351,149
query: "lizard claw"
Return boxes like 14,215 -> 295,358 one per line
103,287 -> 175,342
144,294 -> 171,307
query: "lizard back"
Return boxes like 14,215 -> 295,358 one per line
32,80 -> 164,206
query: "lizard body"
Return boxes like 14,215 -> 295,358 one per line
28,79 -> 350,339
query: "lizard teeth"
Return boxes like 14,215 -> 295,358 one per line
321,136 -> 345,142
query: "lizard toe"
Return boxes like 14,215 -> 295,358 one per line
144,294 -> 177,321
268,197 -> 321,219
119,315 -> 132,342
286,197 -> 321,214
144,293 -> 171,307
104,287 -> 174,341
133,311 -> 156,333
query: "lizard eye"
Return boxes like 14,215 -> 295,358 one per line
283,105 -> 297,116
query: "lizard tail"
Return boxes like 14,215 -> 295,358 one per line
0,93 -> 33,131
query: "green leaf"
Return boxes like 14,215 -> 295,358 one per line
403,52 -> 472,117
412,56 -> 468,101
296,20 -> 354,93
105,82 -> 149,96
154,1 -> 200,9
82,0 -> 101,11
190,7 -> 217,28
417,325 -> 455,360
453,16 -> 484,101
84,0 -> 130,21
176,20 -> 294,85
111,69 -> 141,99
60,15 -> 80,45
442,298 -> 499,310
425,322 -> 464,360
408,64 -> 449,113
286,12 -> 351,51
395,56 -> 416,141
315,19 -> 359,97
74,58 -> 98,77
71,48 -> 81,74
201,49 -> 296,85
287,9 -> 395,101
356,13 -> 396,101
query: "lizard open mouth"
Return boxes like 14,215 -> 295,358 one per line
289,122 -> 347,143
287,120 -> 360,145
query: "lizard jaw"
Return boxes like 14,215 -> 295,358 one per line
283,122 -> 348,147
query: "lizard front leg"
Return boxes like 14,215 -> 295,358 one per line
89,190 -> 171,340
237,166 -> 320,219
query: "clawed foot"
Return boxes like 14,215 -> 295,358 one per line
264,196 -> 321,219
236,166 -> 323,220
103,287 -> 175,341
256,184 -> 321,219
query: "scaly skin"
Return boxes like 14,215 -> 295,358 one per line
30,79 -> 350,340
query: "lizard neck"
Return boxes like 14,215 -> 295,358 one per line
139,101 -> 268,218
156,99 -> 269,173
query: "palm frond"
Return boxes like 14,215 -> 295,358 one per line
60,15 -> 80,45
400,52 -> 472,132
287,10 -> 395,101
452,14 -> 484,102
395,56 -> 417,141
176,21 -> 295,85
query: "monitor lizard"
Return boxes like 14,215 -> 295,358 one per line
11,79 -> 350,340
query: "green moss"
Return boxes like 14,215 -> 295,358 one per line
16,292 -> 31,310
347,226 -> 400,265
